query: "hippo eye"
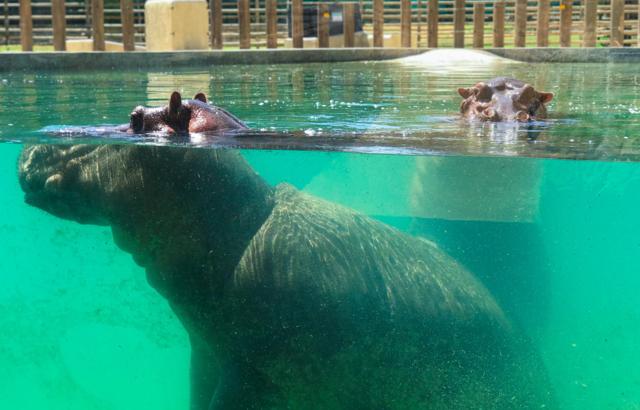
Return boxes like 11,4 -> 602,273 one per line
130,109 -> 144,133
476,85 -> 492,102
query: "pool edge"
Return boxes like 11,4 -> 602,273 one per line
0,48 -> 638,72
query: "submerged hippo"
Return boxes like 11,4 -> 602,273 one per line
458,77 -> 554,122
124,91 -> 247,134
18,144 -> 555,409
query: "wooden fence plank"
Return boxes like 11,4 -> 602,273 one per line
52,0 -> 66,51
559,0 -> 571,47
210,0 -> 223,49
537,0 -> 549,47
344,2 -> 355,47
493,1 -> 504,47
453,0 -> 464,48
401,0 -> 411,47
417,0 -> 423,45
238,0 -> 250,49
373,0 -> 383,47
14,0 -> 640,51
514,0 -> 526,47
92,0 -> 105,51
427,0 -> 438,48
19,0 -> 32,51
120,0 -> 134,51
266,0 -> 277,48
473,2 -> 484,48
292,0 -> 303,48
610,0 -> 624,47
318,3 -> 329,48
582,0 -> 596,47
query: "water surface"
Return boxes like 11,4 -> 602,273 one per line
1,61 -> 640,409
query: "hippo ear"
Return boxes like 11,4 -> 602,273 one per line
539,92 -> 554,104
169,91 -> 182,114
458,87 -> 473,99
193,93 -> 207,103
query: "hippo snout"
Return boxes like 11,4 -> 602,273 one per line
19,146 -> 59,199
18,144 -> 109,225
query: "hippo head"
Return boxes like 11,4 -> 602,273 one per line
18,144 -> 144,225
19,143 -> 273,236
128,91 -> 247,134
458,78 -> 554,122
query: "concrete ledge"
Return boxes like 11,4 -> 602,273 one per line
486,47 -> 640,63
2,47 -> 640,72
0,48 -> 425,72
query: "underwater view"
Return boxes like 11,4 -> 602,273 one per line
1,60 -> 640,409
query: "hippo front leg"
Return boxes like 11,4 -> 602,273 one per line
189,335 -> 221,410
209,361 -> 284,410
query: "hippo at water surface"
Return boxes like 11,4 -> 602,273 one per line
18,144 -> 555,409
458,77 -> 554,122
125,91 -> 247,134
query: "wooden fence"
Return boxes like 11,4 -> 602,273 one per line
2,0 -> 640,51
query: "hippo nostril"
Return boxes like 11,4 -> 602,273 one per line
516,111 -> 530,122
482,107 -> 497,121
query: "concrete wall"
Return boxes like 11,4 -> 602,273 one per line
2,48 -> 640,72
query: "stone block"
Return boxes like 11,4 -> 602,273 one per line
145,0 -> 209,51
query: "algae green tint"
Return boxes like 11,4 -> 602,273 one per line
1,61 -> 640,409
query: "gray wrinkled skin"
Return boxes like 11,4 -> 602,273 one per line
19,144 -> 556,410
458,77 -> 554,122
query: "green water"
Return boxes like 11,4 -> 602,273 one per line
1,61 -> 640,409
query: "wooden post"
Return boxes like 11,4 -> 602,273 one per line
514,0 -> 526,47
610,0 -> 624,47
266,0 -> 277,48
120,0 -> 135,51
344,2 -> 355,47
401,0 -> 411,47
453,0 -> 465,48
559,0 -> 572,47
239,0 -> 250,49
537,0 -> 549,47
210,0 -> 223,49
4,0 -> 9,48
253,0 -> 259,24
292,0 -> 303,48
582,0 -> 596,47
493,1 -> 504,47
473,3 -> 484,48
52,0 -> 66,51
427,0 -> 438,48
417,0 -> 423,45
373,0 -> 384,47
318,3 -> 330,47
92,0 -> 105,51
19,0 -> 32,51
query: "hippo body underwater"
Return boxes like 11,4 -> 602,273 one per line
458,77 -> 554,122
120,91 -> 247,134
19,152 -> 555,407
